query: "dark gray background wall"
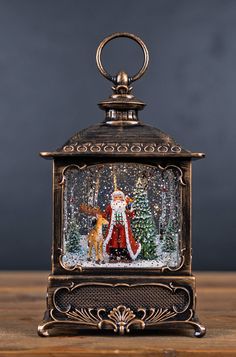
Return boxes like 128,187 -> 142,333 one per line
0,0 -> 235,270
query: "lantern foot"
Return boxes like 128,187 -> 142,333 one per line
38,321 -> 53,337
191,319 -> 206,338
185,314 -> 206,337
166,318 -> 206,338
38,320 -> 85,337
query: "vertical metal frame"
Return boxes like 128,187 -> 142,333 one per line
179,159 -> 192,275
52,159 -> 64,274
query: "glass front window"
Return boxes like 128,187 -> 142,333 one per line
62,163 -> 182,269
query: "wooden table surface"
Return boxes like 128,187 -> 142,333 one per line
0,272 -> 236,356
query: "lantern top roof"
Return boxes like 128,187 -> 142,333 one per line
40,121 -> 204,159
40,33 -> 204,160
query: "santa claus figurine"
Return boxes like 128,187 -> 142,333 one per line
103,190 -> 141,262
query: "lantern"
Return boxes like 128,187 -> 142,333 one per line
38,33 -> 206,337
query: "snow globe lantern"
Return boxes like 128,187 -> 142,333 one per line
38,33 -> 206,337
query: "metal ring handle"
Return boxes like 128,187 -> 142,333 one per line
96,32 -> 149,84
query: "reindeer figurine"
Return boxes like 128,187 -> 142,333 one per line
80,204 -> 108,264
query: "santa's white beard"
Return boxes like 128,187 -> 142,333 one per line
111,200 -> 126,213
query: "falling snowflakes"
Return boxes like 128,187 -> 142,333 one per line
62,163 -> 182,269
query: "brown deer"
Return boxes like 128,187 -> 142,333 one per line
80,204 -> 108,264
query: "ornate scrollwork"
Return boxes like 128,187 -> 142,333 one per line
98,305 -> 145,334
139,307 -> 177,325
39,305 -> 205,337
59,164 -> 87,186
48,282 -> 192,335
50,304 -> 181,335
65,308 -> 103,326
38,281 -> 206,337
58,254 -> 83,272
161,251 -> 185,273
63,142 -> 182,154
63,145 -> 74,152
158,164 -> 186,186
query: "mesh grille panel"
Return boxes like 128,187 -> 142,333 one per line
54,284 -> 189,312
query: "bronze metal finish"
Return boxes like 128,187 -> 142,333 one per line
96,33 -> 149,124
96,32 -> 149,84
38,32 -> 206,338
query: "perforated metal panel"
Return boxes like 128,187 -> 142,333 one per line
54,284 -> 190,312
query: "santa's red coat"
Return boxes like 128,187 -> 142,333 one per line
103,204 -> 141,260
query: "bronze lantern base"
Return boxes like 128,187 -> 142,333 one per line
38,274 -> 206,337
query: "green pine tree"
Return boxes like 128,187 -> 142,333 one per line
131,178 -> 157,260
162,220 -> 177,253
65,219 -> 81,253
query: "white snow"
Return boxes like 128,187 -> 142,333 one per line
62,234 -> 181,269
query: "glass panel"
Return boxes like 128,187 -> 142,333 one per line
62,163 -> 181,269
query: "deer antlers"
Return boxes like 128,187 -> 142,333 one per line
79,203 -> 102,217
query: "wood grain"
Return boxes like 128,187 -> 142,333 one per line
0,272 -> 236,356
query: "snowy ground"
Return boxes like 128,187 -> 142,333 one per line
62,234 -> 180,269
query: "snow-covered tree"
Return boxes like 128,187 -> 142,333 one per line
65,219 -> 81,253
131,177 -> 157,260
162,219 -> 177,253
